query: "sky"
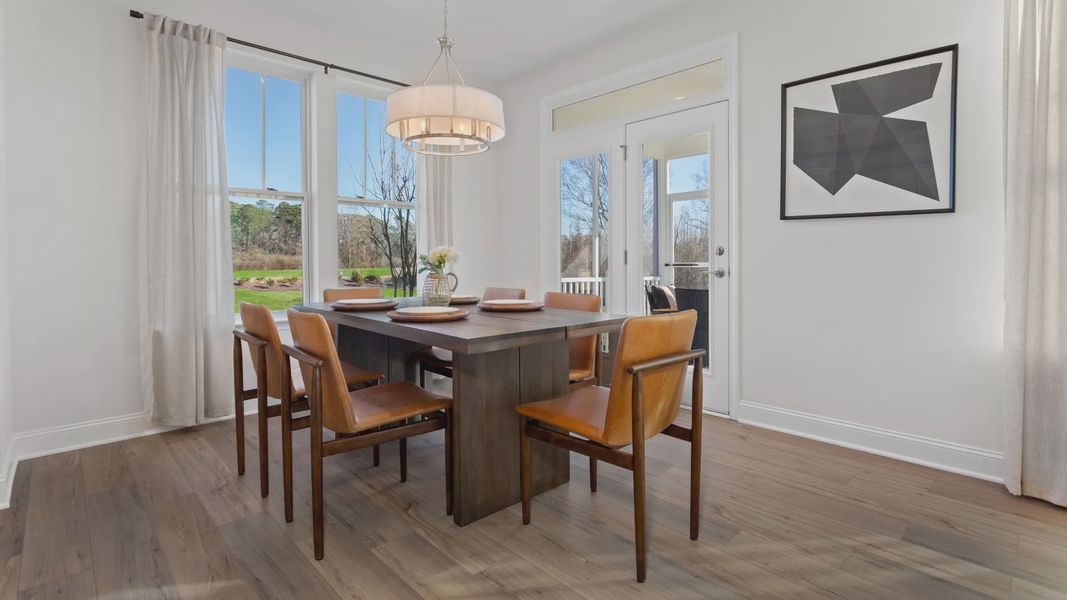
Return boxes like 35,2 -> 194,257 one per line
224,66 -> 407,203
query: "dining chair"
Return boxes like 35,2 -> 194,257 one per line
284,308 -> 453,559
542,291 -> 602,388
417,286 -> 526,385
233,302 -> 384,500
514,310 -> 703,582
322,287 -> 384,339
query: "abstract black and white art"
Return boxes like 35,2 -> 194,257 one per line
781,45 -> 957,219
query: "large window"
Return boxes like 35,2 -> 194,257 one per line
225,66 -> 306,312
336,92 -> 417,297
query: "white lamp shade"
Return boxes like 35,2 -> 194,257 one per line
386,84 -> 506,155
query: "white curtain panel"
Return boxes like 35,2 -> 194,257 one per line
1004,0 -> 1067,505
139,16 -> 234,426
419,154 -> 454,248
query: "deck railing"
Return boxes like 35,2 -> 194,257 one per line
560,276 -> 661,306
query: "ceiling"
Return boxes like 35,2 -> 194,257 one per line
259,0 -> 694,83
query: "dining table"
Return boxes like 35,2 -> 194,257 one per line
295,297 -> 629,526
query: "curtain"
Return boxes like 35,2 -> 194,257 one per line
419,154 -> 454,248
139,16 -> 233,426
1004,0 -> 1067,505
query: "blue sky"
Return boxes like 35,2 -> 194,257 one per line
224,67 -> 303,195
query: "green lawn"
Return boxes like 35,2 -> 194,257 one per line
234,289 -> 303,311
233,266 -> 412,312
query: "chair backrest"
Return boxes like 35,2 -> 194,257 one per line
323,287 -> 383,302
483,287 -> 525,301
646,284 -> 678,312
239,302 -> 289,399
543,291 -> 601,376
601,310 -> 697,447
287,308 -> 358,433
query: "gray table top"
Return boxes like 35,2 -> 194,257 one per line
295,297 -> 628,354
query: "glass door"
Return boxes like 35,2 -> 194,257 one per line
625,103 -> 730,413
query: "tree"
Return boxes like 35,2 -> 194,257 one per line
356,131 -> 418,296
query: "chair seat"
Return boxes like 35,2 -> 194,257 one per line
568,368 -> 594,383
291,360 -> 380,398
515,385 -> 618,447
342,382 -> 452,434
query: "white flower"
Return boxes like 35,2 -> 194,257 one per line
429,246 -> 458,265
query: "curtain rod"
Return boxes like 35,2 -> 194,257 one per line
128,9 -> 409,88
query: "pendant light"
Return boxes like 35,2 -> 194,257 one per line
385,0 -> 505,156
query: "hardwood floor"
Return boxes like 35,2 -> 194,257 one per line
1,411 -> 1065,599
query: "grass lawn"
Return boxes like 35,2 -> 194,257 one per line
233,268 -> 396,312
234,289 -> 303,312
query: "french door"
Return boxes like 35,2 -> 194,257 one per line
549,102 -> 730,414
624,103 -> 730,413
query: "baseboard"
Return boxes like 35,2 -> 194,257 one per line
0,409 -> 245,509
737,400 -> 1004,483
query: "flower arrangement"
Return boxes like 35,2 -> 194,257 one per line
419,246 -> 459,275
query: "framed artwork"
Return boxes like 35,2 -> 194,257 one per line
781,45 -> 958,220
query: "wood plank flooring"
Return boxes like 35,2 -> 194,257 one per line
1,411 -> 1065,599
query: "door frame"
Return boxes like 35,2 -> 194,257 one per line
538,34 -> 741,417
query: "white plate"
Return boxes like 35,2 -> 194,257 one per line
451,294 -> 479,301
396,306 -> 460,315
335,298 -> 390,305
481,299 -> 531,306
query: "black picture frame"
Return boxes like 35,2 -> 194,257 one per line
780,44 -> 958,220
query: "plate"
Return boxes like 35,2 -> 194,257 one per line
386,308 -> 470,323
329,299 -> 398,311
396,306 -> 460,315
477,300 -> 545,312
449,294 -> 480,305
336,298 -> 389,305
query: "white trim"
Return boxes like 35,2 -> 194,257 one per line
737,400 -> 1004,483
0,410 -> 247,509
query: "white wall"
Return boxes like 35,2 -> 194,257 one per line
494,0 -> 1006,478
0,0 -> 502,506
0,0 -> 14,507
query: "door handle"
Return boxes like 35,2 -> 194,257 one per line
713,268 -> 726,279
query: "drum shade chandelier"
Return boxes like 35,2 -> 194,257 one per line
385,0 -> 505,156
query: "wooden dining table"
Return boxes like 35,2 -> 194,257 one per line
295,298 -> 629,525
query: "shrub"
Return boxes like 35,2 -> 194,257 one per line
347,270 -> 365,285
364,274 -> 380,284
233,251 -> 302,271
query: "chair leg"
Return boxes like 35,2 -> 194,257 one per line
633,435 -> 647,582
373,444 -> 380,467
400,435 -> 408,483
519,417 -> 531,525
311,421 -> 324,560
233,337 -> 245,476
690,359 -> 703,541
445,409 -> 453,516
257,393 -> 269,498
281,390 -> 294,523
420,365 -> 426,389
589,457 -> 598,493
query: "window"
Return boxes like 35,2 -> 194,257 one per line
336,92 -> 417,297
666,152 -> 709,290
225,66 -> 306,312
559,153 -> 609,306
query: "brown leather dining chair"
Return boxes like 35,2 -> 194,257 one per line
514,310 -> 703,582
284,308 -> 453,559
542,291 -> 602,388
233,302 -> 383,500
417,286 -> 526,385
322,287 -> 383,339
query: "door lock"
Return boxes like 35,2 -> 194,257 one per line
715,246 -> 726,256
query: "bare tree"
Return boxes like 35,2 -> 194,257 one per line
361,132 -> 418,296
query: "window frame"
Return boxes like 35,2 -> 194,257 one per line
225,51 -> 315,318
